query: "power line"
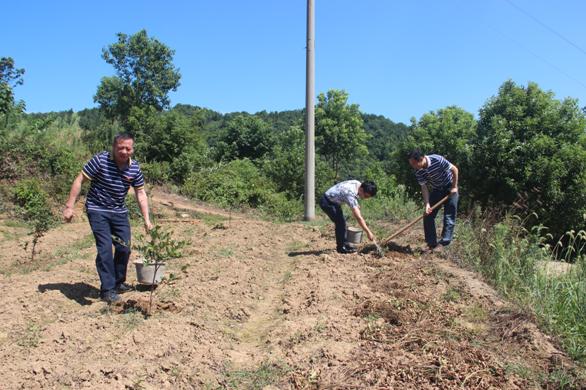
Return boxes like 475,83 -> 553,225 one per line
485,22 -> 586,91
503,0 -> 586,58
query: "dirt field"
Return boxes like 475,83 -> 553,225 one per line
0,189 -> 584,389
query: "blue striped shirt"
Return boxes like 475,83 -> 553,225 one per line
415,154 -> 453,190
82,151 -> 145,213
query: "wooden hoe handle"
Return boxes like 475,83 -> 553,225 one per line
381,195 -> 450,246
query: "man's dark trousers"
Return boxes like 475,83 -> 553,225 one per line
423,186 -> 459,248
87,210 -> 131,294
319,195 -> 347,251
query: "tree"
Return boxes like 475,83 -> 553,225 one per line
471,80 -> 586,238
94,30 -> 181,132
215,114 -> 274,162
315,89 -> 369,180
0,57 -> 25,117
395,106 -> 477,195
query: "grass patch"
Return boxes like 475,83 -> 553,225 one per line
216,246 -> 234,258
286,240 -> 307,252
223,362 -> 290,389
2,219 -> 29,228
442,287 -> 462,303
15,322 -> 42,348
462,303 -> 489,322
119,308 -> 144,331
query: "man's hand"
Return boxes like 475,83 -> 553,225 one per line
425,203 -> 432,215
144,221 -> 154,233
366,230 -> 375,241
63,206 -> 75,222
450,186 -> 459,196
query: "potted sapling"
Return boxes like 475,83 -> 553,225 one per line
133,225 -> 188,286
113,225 -> 188,314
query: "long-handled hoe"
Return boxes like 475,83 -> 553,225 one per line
361,195 -> 450,257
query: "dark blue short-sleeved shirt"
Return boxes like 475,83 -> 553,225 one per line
82,151 -> 144,213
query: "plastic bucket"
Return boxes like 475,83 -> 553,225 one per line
135,261 -> 166,285
346,227 -> 363,245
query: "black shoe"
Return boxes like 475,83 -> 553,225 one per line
337,245 -> 357,254
100,291 -> 121,304
115,283 -> 134,294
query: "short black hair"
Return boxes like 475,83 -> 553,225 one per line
112,133 -> 134,146
408,149 -> 424,161
360,181 -> 377,197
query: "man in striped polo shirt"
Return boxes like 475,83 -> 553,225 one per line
408,149 -> 459,252
63,133 -> 153,303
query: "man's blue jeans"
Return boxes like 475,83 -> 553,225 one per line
87,210 -> 131,294
423,187 -> 459,248
319,195 -> 347,251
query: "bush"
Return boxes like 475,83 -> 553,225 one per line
471,80 -> 586,239
13,179 -> 54,223
13,179 -> 55,261
140,161 -> 171,185
182,159 -> 269,208
257,192 -> 302,222
182,159 -> 301,220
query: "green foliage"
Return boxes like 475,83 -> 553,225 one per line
13,179 -> 55,261
182,159 -> 273,208
316,89 -> 370,180
394,105 -> 477,195
454,212 -> 586,361
362,113 -> 408,165
0,127 -> 84,196
471,80 -> 586,238
261,125 -> 335,201
254,109 -> 304,132
0,57 -> 25,116
134,110 -> 209,184
260,125 -> 304,198
78,108 -> 123,152
139,161 -> 171,185
182,159 -> 301,220
94,29 -> 181,130
215,114 -> 274,161
257,191 -> 302,222
133,225 -> 188,265
223,362 -> 290,390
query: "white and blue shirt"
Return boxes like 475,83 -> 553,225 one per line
325,180 -> 361,209
82,151 -> 145,213
415,154 -> 453,190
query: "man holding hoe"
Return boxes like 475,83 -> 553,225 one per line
408,149 -> 459,252
319,180 -> 378,254
63,133 -> 153,303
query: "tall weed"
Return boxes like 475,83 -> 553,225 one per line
453,211 -> 586,361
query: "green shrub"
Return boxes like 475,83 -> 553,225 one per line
182,159 -> 272,208
182,159 -> 301,220
13,179 -> 55,261
471,80 -> 586,239
257,192 -> 302,222
140,161 -> 171,185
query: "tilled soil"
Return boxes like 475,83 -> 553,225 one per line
0,189 -> 584,389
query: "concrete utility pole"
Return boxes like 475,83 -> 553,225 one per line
304,0 -> 315,221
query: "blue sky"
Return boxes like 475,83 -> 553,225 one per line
2,0 -> 585,124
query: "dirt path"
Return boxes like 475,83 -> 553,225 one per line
0,191 -> 584,389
